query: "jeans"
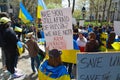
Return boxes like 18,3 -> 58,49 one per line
14,55 -> 19,68
1,48 -> 6,67
4,49 -> 17,74
31,55 -> 40,72
63,62 -> 73,77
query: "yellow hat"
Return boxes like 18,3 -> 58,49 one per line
0,17 -> 11,24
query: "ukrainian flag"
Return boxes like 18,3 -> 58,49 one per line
37,0 -> 47,18
38,60 -> 70,80
61,39 -> 80,64
41,39 -> 80,64
19,2 -> 34,23
17,41 -> 24,55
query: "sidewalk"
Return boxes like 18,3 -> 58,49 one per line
0,48 -> 76,80
0,48 -> 38,80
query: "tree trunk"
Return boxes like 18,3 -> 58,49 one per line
95,10 -> 98,24
72,0 -> 75,14
102,0 -> 107,22
68,0 -> 70,7
27,0 -> 36,12
107,0 -> 112,23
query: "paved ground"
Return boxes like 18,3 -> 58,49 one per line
0,48 -> 38,80
0,48 -> 76,80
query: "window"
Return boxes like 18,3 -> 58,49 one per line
115,2 -> 117,10
0,0 -> 7,2
2,0 -> 7,2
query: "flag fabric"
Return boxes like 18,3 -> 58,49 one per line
38,60 -> 70,80
111,42 -> 120,51
40,38 -> 80,64
14,26 -> 22,32
61,50 -> 80,64
17,41 -> 24,55
19,2 -> 34,23
37,0 -> 47,18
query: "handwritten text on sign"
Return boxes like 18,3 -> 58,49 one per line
77,53 -> 120,80
41,8 -> 73,50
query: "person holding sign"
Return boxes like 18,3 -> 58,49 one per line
85,32 -> 99,52
38,49 -> 70,80
76,32 -> 87,52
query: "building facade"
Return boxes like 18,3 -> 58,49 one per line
89,0 -> 120,22
0,0 -> 14,17
110,0 -> 120,21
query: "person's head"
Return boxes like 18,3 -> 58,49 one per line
26,32 -> 34,39
94,26 -> 98,31
108,31 -> 115,41
0,12 -> 9,18
107,31 -> 116,49
88,32 -> 96,40
0,17 -> 11,29
98,28 -> 102,33
48,49 -> 62,67
78,32 -> 84,39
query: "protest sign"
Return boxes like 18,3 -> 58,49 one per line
72,17 -> 77,26
41,8 -> 73,50
79,20 -> 85,27
77,52 -> 120,80
114,21 -> 120,36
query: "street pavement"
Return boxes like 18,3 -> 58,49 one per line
0,48 -> 76,80
0,48 -> 38,80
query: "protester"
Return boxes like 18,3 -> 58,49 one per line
87,25 -> 93,33
94,27 -> 102,49
85,32 -> 99,52
73,26 -> 78,40
38,49 -> 70,80
25,32 -> 42,73
98,28 -> 108,51
63,39 -> 79,79
106,31 -> 116,49
0,12 -> 9,71
0,17 -> 23,79
76,32 -> 87,52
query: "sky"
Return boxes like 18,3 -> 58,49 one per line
62,0 -> 68,8
62,0 -> 89,11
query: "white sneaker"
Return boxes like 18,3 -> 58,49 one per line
10,73 -> 23,79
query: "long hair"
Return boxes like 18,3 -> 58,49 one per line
48,56 -> 62,67
89,32 -> 96,40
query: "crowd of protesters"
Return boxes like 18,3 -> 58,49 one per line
73,23 -> 117,52
0,12 -> 120,80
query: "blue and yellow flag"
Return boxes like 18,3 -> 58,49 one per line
17,41 -> 24,55
40,38 -> 80,64
38,60 -> 70,80
19,2 -> 34,23
37,0 -> 47,18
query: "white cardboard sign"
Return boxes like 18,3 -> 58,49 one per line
79,20 -> 85,27
41,8 -> 73,50
114,21 -> 120,36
